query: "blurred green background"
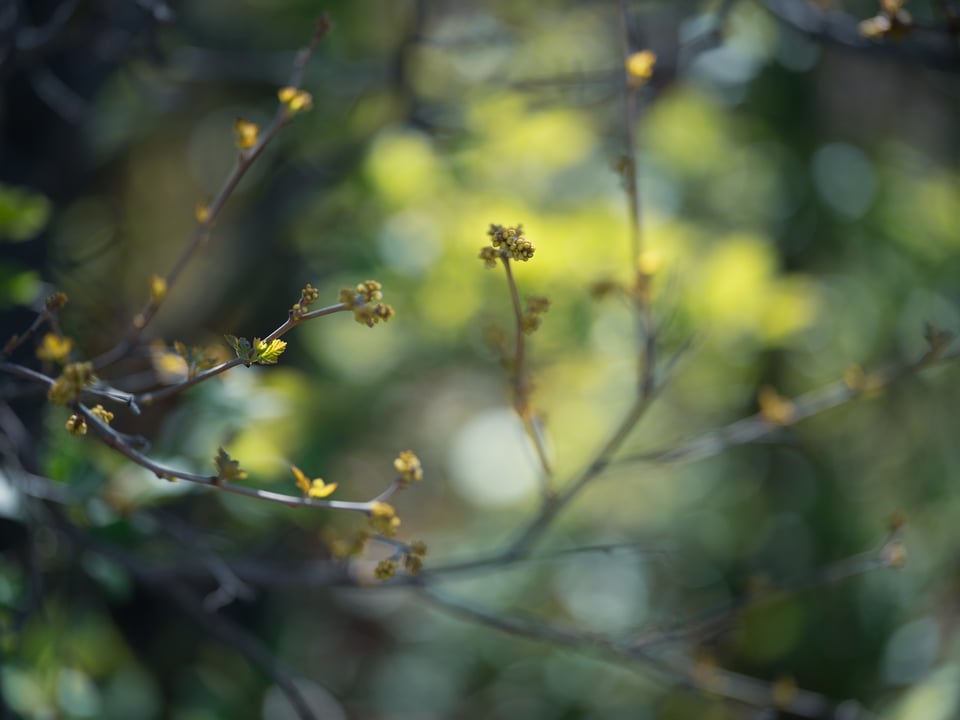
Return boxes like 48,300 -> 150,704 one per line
2,0 -> 960,718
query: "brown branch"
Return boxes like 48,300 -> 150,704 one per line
494,338 -> 690,562
500,257 -> 553,488
617,0 -> 657,398
420,585 -> 879,719
137,302 -> 347,405
45,503 -> 319,720
76,402 -> 396,513
617,342 -> 960,469
91,16 -> 333,371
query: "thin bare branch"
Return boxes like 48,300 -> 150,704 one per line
92,16 -> 333,370
617,342 -> 960,469
422,582 -> 881,719
501,257 -> 553,488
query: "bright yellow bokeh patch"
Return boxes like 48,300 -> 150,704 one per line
226,369 -> 316,476
365,129 -> 445,206
644,89 -> 731,177
690,233 -> 815,344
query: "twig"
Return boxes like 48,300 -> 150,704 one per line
421,584 -> 879,719
413,539 -> 672,583
147,510 -> 254,612
500,257 -> 553,488
92,16 -> 333,370
623,534 -> 902,651
76,403 -> 398,513
617,0 -> 656,397
46,504 -> 317,720
496,338 -> 690,561
136,302 -> 346,406
617,342 -> 960,469
761,0 -> 960,71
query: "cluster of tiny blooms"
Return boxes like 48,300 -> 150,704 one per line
404,540 -> 428,574
479,224 -> 535,266
45,292 -> 68,312
278,86 -> 313,114
859,0 -> 913,39
90,404 -> 114,424
393,450 -> 423,488
291,283 -> 321,319
65,414 -> 86,435
374,559 -> 398,581
374,541 -> 428,581
368,501 -> 400,536
48,362 -> 95,405
66,406 -> 111,437
521,296 -> 550,335
338,280 -> 395,328
36,333 -> 73,364
234,118 -> 260,150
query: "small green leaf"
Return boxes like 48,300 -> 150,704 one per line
214,447 -> 247,484
253,338 -> 287,365
225,335 -> 255,365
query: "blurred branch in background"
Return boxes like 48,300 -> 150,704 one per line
762,0 -> 960,70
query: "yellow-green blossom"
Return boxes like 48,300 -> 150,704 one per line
291,465 -> 337,499
36,333 -> 72,364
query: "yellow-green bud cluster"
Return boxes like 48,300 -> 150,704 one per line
48,362 -> 95,405
482,223 -> 535,263
404,540 -> 427,574
374,559 -> 398,580
45,292 -> 68,312
521,296 -> 550,335
339,280 -> 395,327
368,501 -> 400,536
90,404 -> 114,424
65,414 -> 87,435
291,283 -> 321,319
393,450 -> 423,488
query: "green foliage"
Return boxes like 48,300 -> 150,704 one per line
0,183 -> 51,243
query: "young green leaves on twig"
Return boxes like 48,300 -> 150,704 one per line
225,336 -> 288,367
214,447 -> 248,484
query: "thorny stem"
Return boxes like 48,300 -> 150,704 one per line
91,15 -> 333,371
501,256 -> 554,491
